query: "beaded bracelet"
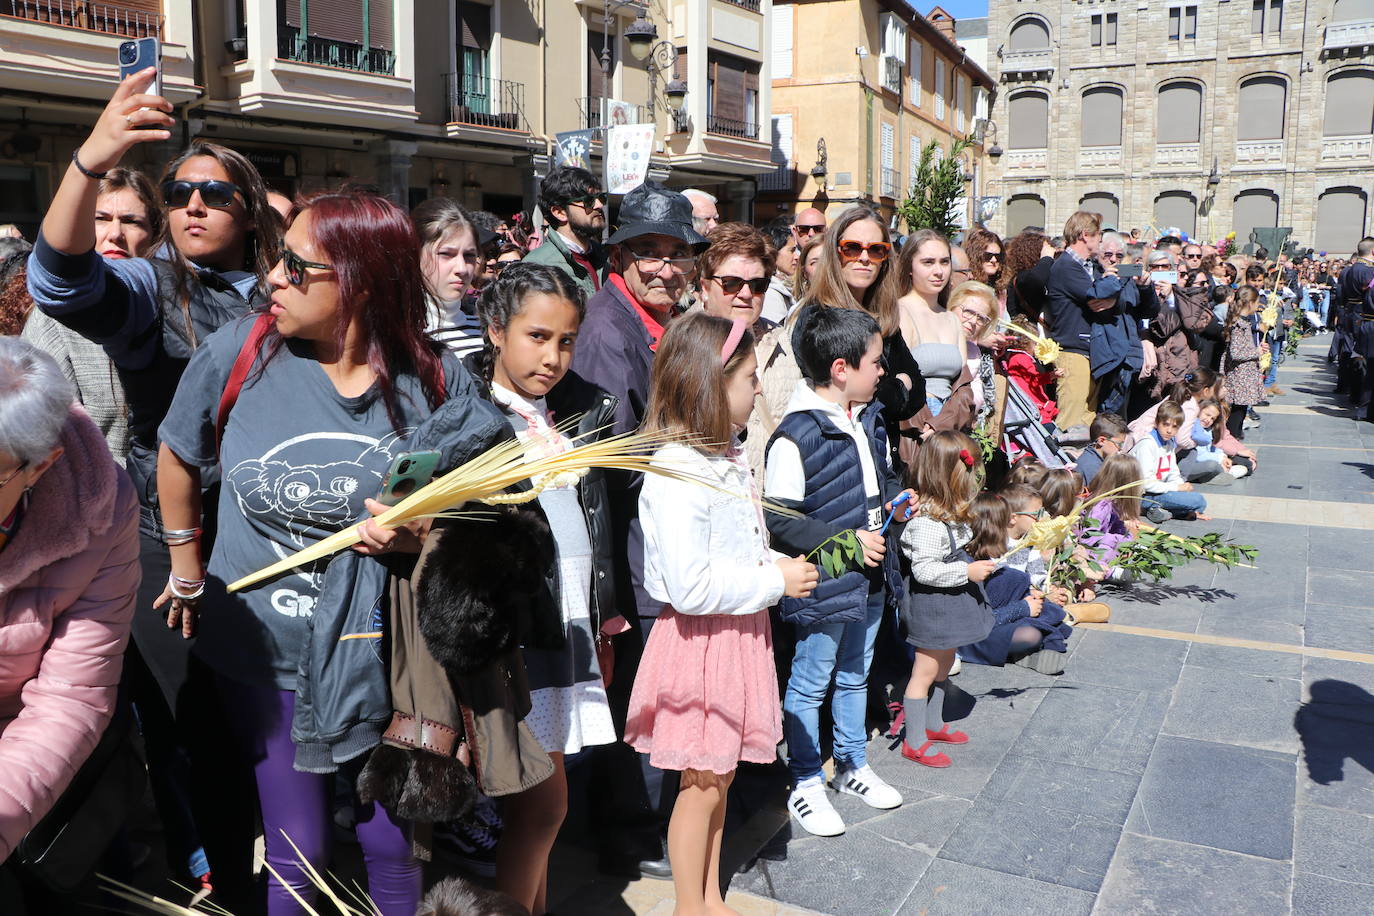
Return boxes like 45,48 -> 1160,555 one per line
71,149 -> 108,181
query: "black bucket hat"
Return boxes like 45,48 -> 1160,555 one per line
607,181 -> 710,252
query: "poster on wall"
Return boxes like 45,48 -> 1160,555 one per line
554,130 -> 596,169
605,124 -> 656,195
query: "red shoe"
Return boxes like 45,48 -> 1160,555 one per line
900,740 -> 951,768
925,726 -> 969,745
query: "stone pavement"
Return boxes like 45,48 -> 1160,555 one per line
718,337 -> 1374,916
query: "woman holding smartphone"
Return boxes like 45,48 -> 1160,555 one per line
156,190 -> 479,915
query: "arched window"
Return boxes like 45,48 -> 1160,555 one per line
1232,190 -> 1280,247
1006,194 -> 1047,234
1008,89 -> 1049,149
1155,191 -> 1197,237
1315,187 -> 1368,254
1157,81 -> 1202,144
1080,193 -> 1120,229
1237,76 -> 1287,141
1324,70 -> 1374,137
1081,87 -> 1124,147
1331,0 -> 1374,23
1008,17 -> 1051,50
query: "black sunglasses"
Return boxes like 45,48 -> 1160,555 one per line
707,275 -> 770,295
281,246 -> 333,285
567,192 -> 608,208
795,223 -> 825,235
981,251 -> 1004,262
162,179 -> 242,209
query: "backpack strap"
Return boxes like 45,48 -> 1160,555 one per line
215,314 -> 274,458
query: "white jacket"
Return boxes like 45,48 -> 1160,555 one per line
1129,430 -> 1183,493
640,441 -> 785,616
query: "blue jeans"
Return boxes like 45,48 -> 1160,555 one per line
1264,338 -> 1282,387
1146,489 -> 1207,518
783,590 -> 885,783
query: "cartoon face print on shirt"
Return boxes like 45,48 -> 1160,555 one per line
227,430 -> 408,616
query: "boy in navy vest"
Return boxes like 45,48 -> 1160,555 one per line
764,307 -> 914,837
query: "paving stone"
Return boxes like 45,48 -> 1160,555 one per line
980,755 -> 1139,823
1308,527 -> 1374,571
1163,665 -> 1301,754
895,858 -> 1095,915
1054,629 -> 1188,693
1292,873 -> 1374,916
1010,684 -> 1170,776
1308,568 -> 1374,608
859,792 -> 973,856
1195,608 -> 1303,647
1295,805 -> 1374,887
1095,833 -> 1292,916
736,823 -> 931,915
1304,603 -> 1374,653
1127,736 -> 1296,860
1184,641 -> 1303,679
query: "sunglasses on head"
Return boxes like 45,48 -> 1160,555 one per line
281,246 -> 333,285
795,223 -> 825,235
162,179 -> 242,209
567,191 -> 608,208
837,240 -> 891,262
707,275 -> 770,295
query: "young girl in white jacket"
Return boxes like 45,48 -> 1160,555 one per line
623,312 -> 817,916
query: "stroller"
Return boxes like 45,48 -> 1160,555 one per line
1000,379 -> 1073,468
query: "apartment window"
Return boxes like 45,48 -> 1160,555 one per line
1091,13 -> 1118,47
772,4 -> 793,80
879,12 -> 906,95
935,62 -> 946,119
1157,80 -> 1203,143
1081,86 -> 1124,147
708,53 -> 761,139
881,123 -> 896,197
1323,69 -> 1374,137
1168,5 -> 1198,40
909,135 -> 921,189
1237,76 -> 1287,140
282,0 -> 396,73
1315,187 -> 1368,255
954,75 -> 965,131
910,39 -> 923,107
1252,0 -> 1282,34
1008,89 -> 1049,149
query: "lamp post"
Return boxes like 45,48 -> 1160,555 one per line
624,8 -> 688,129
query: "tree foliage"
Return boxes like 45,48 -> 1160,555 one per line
898,137 -> 972,237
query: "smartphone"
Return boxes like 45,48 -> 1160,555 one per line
1150,270 -> 1179,286
1118,263 -> 1143,278
118,37 -> 161,97
376,450 -> 441,506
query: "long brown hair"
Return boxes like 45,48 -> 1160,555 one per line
967,492 -> 1011,560
790,235 -> 826,312
1088,453 -> 1143,521
642,311 -> 754,455
963,228 -> 1006,294
800,206 -> 898,335
910,429 -> 982,523
889,228 -> 952,307
1039,467 -> 1085,518
1227,284 -> 1260,337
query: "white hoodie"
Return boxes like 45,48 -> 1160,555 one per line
1128,428 -> 1183,493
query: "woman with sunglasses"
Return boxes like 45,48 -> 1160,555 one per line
26,69 -> 279,907
156,191 -> 480,915
963,229 -> 1007,313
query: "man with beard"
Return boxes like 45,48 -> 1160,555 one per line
525,166 -> 608,299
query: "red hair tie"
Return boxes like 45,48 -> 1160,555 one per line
959,448 -> 975,468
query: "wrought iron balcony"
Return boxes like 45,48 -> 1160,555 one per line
447,74 -> 528,132
880,167 -> 901,199
278,29 -> 395,74
721,0 -> 760,10
881,55 -> 903,95
707,114 -> 759,140
1,0 -> 160,37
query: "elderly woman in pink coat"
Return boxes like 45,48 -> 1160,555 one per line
0,337 -> 140,875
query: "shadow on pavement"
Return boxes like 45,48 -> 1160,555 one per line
1113,584 -> 1237,605
1295,680 -> 1374,786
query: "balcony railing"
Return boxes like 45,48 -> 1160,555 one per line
1005,147 -> 1048,171
707,114 -> 759,140
1079,145 -> 1121,169
577,96 -> 651,130
1000,47 -> 1053,77
880,167 -> 901,199
720,0 -> 760,10
881,55 -> 902,94
1324,18 -> 1374,51
447,74 -> 528,132
1155,142 -> 1200,167
278,29 -> 395,74
0,0 -> 160,37
1234,139 -> 1284,167
1322,133 -> 1374,160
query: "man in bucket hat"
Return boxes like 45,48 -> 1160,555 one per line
570,180 -> 708,881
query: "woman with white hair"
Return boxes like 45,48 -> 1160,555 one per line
0,337 -> 140,903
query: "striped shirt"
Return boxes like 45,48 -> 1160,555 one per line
426,296 -> 486,359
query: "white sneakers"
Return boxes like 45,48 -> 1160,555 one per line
788,766 -> 905,838
1228,464 -> 1250,479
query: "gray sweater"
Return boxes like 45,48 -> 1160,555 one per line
22,308 -> 130,466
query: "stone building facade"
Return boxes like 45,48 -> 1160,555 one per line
984,0 -> 1374,255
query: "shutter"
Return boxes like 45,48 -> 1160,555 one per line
1251,0 -> 1264,33
1184,6 -> 1197,38
1269,0 -> 1282,32
1315,188 -> 1368,253
370,0 -> 393,50
588,30 -> 609,97
1106,13 -> 1117,44
934,61 -> 945,119
1157,82 -> 1201,143
1081,87 -> 1123,146
1169,8 -> 1181,40
1237,77 -> 1286,141
459,1 -> 490,49
714,55 -> 746,121
1232,190 -> 1279,245
1154,192 -> 1197,237
1006,195 -> 1047,234
308,0 -> 364,44
1009,18 -> 1050,50
1008,90 -> 1047,148
1323,71 -> 1374,136
1091,15 -> 1102,46
1080,193 -> 1120,229
285,0 -> 301,29
909,135 -> 920,189
910,39 -> 922,106
772,4 -> 793,80
882,122 -> 894,169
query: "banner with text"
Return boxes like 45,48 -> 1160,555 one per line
554,130 -> 596,170
605,124 -> 656,195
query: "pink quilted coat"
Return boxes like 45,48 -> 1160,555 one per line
0,407 -> 140,861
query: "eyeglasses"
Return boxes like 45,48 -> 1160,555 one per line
958,306 -> 991,326
837,240 -> 891,262
794,223 -> 825,236
567,192 -> 608,209
281,246 -> 333,285
1014,508 -> 1047,520
707,275 -> 770,295
952,266 -> 973,276
1099,251 -> 1123,261
625,248 -> 696,274
162,179 -> 242,209
0,462 -> 28,490
981,251 -> 1004,263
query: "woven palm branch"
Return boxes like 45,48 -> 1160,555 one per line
998,319 -> 1061,364
1001,478 -> 1154,557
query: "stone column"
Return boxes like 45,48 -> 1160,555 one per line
726,179 -> 756,224
369,139 -> 418,205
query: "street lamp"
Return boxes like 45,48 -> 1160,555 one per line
615,7 -> 688,127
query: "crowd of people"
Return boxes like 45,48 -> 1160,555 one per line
0,67 -> 1350,916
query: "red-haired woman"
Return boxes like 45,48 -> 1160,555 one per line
155,191 -> 477,915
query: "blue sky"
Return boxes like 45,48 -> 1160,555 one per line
913,0 -> 988,19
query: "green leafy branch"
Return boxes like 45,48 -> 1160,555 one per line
1113,528 -> 1258,583
897,138 -> 973,237
807,529 -> 865,580
970,423 -> 997,464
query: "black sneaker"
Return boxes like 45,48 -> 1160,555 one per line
434,794 -> 502,878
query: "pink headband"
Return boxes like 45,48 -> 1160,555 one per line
721,319 -> 748,364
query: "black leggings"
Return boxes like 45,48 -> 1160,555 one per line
1225,405 -> 1248,441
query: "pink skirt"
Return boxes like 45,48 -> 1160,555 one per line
623,608 -> 782,775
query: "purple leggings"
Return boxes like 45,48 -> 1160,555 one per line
221,679 -> 421,916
